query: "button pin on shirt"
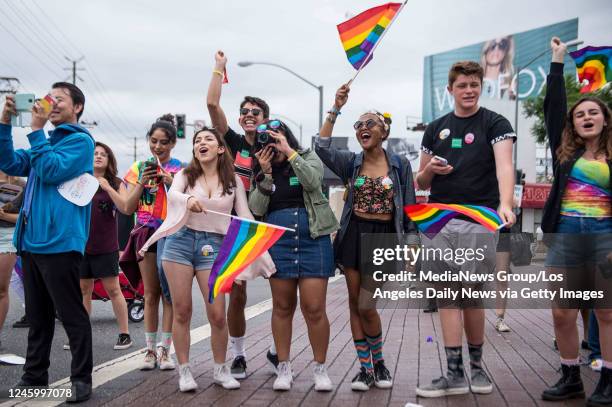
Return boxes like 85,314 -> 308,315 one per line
202,244 -> 214,256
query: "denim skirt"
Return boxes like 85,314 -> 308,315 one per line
266,207 -> 334,279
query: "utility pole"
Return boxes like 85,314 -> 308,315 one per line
63,56 -> 85,85
133,137 -> 137,162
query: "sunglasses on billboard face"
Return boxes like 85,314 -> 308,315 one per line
353,119 -> 380,131
489,39 -> 509,52
240,107 -> 262,116
256,120 -> 282,134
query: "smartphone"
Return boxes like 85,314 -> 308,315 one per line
433,155 -> 448,166
11,93 -> 35,127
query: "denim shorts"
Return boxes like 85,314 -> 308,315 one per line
266,208 -> 335,279
0,227 -> 16,254
545,216 -> 612,268
161,226 -> 224,271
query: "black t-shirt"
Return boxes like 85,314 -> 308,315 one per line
421,107 -> 515,208
224,127 -> 255,191
268,162 -> 305,213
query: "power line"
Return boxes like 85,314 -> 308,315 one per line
1,0 -> 67,68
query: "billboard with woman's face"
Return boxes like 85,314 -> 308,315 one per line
422,19 -> 578,122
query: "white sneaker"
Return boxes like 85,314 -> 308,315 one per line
157,346 -> 175,370
140,349 -> 157,370
591,358 -> 603,372
495,318 -> 511,333
179,365 -> 198,392
313,363 -> 333,392
213,364 -> 240,390
273,361 -> 293,391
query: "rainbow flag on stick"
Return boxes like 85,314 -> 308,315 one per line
569,46 -> 612,93
337,1 -> 406,76
208,214 -> 290,303
404,204 -> 504,237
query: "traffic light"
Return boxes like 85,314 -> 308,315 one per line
176,114 -> 186,139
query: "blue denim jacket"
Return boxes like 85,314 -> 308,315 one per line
314,136 -> 419,249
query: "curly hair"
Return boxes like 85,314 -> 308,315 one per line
557,96 -> 611,163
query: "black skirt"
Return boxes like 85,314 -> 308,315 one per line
336,214 -> 396,273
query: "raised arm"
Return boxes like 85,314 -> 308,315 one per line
544,37 -> 568,167
0,96 -> 32,177
206,50 -> 230,136
314,84 -> 356,183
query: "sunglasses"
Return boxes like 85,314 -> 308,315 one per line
489,39 -> 509,52
240,107 -> 262,116
353,119 -> 380,131
256,120 -> 282,134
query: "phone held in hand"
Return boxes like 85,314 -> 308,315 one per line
11,94 -> 35,128
433,155 -> 448,166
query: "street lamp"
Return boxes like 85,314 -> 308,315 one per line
512,39 -> 583,174
237,61 -> 323,130
271,113 -> 303,147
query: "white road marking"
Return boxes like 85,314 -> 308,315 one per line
2,274 -> 344,406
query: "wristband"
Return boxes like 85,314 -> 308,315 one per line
213,70 -> 224,78
288,151 -> 298,162
328,106 -> 341,115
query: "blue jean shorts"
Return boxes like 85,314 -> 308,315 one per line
266,207 -> 335,279
161,226 -> 224,271
545,216 -> 612,268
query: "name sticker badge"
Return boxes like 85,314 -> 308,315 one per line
451,138 -> 463,149
354,176 -> 366,188
289,176 -> 300,186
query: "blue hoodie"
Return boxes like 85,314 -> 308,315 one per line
0,122 -> 95,254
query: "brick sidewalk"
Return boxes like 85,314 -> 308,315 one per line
78,278 -> 596,407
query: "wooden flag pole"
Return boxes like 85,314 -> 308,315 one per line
348,0 -> 409,86
206,209 -> 296,233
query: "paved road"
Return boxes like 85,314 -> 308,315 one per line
0,277 -> 272,392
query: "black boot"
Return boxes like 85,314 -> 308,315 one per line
588,366 -> 612,406
541,364 -> 584,401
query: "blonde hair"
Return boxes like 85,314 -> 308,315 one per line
480,36 -> 515,97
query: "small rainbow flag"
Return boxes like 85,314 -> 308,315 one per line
569,46 -> 612,93
337,2 -> 402,70
208,218 -> 288,303
404,204 -> 504,237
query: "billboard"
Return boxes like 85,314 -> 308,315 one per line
422,19 -> 579,123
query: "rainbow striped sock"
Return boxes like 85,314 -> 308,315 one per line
354,339 -> 373,371
366,332 -> 384,364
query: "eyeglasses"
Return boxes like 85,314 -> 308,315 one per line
489,39 -> 509,52
353,119 -> 379,131
240,107 -> 262,116
256,120 -> 282,134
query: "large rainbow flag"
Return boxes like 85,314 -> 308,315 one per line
404,204 -> 504,237
208,218 -> 288,303
337,2 -> 402,70
569,46 -> 612,93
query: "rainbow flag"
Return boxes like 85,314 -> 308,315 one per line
208,218 -> 288,303
337,2 -> 402,70
569,46 -> 612,93
404,204 -> 504,237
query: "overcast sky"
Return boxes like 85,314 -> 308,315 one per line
1,0 -> 610,173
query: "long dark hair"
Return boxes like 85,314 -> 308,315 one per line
183,127 -> 236,195
95,141 -> 120,190
557,96 -> 612,163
